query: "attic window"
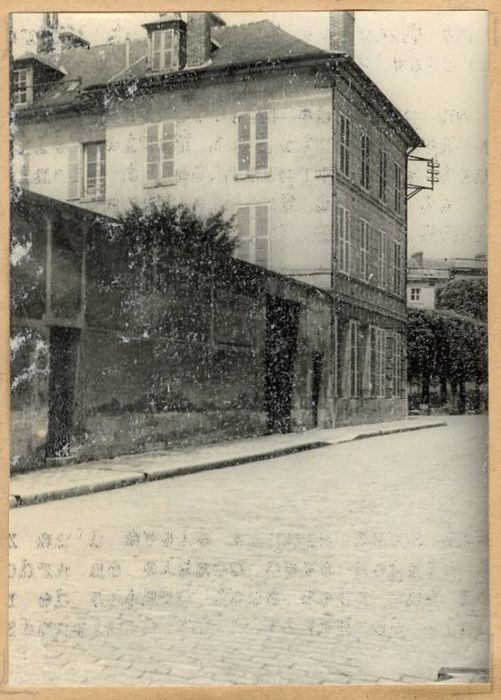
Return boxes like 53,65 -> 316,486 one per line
14,68 -> 29,106
151,29 -> 179,72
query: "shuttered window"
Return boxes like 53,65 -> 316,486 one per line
237,112 -> 269,174
67,145 -> 80,200
393,240 -> 402,294
349,320 -> 359,398
151,29 -> 178,72
146,121 -> 175,183
360,219 -> 369,281
336,205 -> 351,275
370,326 -> 386,398
379,148 -> 388,202
235,204 -> 270,267
361,132 -> 370,189
394,333 -> 403,397
339,114 -> 350,177
377,229 -> 386,288
394,162 -> 402,214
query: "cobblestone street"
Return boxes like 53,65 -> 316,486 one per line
9,416 -> 489,686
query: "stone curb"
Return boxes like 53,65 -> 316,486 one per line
10,421 -> 447,509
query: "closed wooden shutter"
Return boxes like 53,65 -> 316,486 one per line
254,204 -> 269,267
67,145 -> 80,200
235,206 -> 251,262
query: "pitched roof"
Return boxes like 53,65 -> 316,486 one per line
408,256 -> 487,272
13,18 -> 422,146
22,20 -> 327,108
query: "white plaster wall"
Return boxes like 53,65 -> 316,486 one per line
16,70 -> 333,282
406,284 -> 436,309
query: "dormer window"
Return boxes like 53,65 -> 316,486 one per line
151,29 -> 179,72
14,68 -> 30,106
143,14 -> 186,74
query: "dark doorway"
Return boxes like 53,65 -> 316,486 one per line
311,351 -> 323,428
46,326 -> 80,458
264,295 -> 300,434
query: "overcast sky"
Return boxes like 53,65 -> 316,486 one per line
11,11 -> 488,259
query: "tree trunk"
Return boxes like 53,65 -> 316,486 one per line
421,373 -> 430,404
439,377 -> 448,406
458,381 -> 466,414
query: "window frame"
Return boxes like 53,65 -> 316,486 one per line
82,141 -> 106,201
377,229 -> 386,289
348,320 -> 359,398
369,325 -> 386,399
379,147 -> 388,203
145,120 -> 176,187
394,161 -> 402,214
359,218 -> 370,281
236,111 -> 270,177
410,287 -> 421,301
360,132 -> 370,190
339,113 -> 351,178
336,205 -> 351,275
393,240 -> 402,294
150,28 -> 177,72
13,68 -> 29,106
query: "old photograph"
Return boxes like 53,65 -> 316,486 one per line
8,10 -> 488,686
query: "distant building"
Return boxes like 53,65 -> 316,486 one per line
407,251 -> 487,309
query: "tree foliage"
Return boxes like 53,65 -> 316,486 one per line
436,277 -> 487,322
407,308 -> 488,388
115,200 -> 237,263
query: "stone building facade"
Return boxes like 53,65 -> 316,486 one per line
11,12 -> 424,463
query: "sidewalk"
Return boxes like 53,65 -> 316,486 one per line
10,416 -> 446,508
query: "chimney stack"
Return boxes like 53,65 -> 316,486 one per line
186,12 -> 225,68
36,12 -> 58,54
329,11 -> 355,58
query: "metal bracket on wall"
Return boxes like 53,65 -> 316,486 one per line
407,155 -> 439,200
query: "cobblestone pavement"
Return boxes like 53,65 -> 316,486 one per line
9,416 -> 489,686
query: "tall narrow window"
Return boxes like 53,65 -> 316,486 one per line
370,326 -> 386,398
379,148 -> 388,202
235,204 -> 270,267
339,114 -> 350,177
394,162 -> 402,214
393,240 -> 402,294
377,229 -> 386,288
361,133 -> 370,189
349,321 -> 360,398
13,68 -> 28,106
336,205 -> 351,275
394,333 -> 403,397
83,142 -> 106,199
360,219 -> 369,281
146,121 -> 175,183
237,112 -> 269,175
67,145 -> 80,200
151,29 -> 178,72
385,331 -> 395,398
